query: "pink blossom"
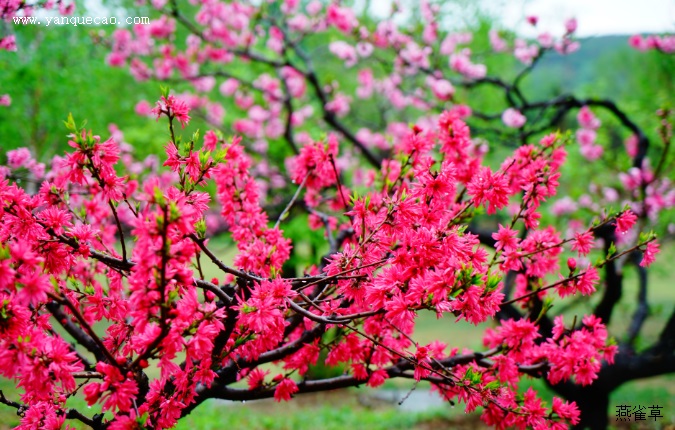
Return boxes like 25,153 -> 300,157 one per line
325,4 -> 358,34
467,166 -> 511,214
550,197 -> 578,216
615,210 -> 637,234
356,69 -> 374,99
629,34 -> 648,51
575,266 -> 599,295
514,40 -> 539,65
492,224 -> 520,252
567,257 -> 577,272
325,93 -> 351,117
440,32 -> 473,55
148,16 -> 175,39
219,79 -> 240,97
489,30 -> 508,52
356,41 -> 374,58
553,398 -> 580,425
624,134 -> 639,157
449,51 -> 487,79
203,130 -> 218,151
247,368 -> 270,390
571,231 -> 594,256
537,32 -> 554,48
0,35 -> 17,52
107,52 -> 127,67
192,76 -> 216,92
281,0 -> 299,14
448,104 -> 472,119
577,106 -> 600,130
576,128 -> 596,146
280,66 -> 306,98
555,39 -> 580,55
151,95 -> 191,128
367,369 -> 388,388
306,0 -> 322,15
580,144 -> 603,161
429,78 -> 455,101
274,378 -> 299,402
6,148 -> 32,169
564,18 -> 578,34
267,26 -> 284,53
640,241 -> 660,267
502,108 -> 526,128
329,41 -> 358,67
206,102 -> 225,125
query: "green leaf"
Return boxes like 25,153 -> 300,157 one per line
195,219 -> 206,238
484,380 -> 501,391
63,113 -> 76,132
159,85 -> 170,99
464,367 -> 482,385
486,274 -> 502,291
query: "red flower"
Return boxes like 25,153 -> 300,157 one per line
152,95 -> 191,128
615,210 -> 637,234
466,167 -> 510,214
273,378 -> 299,402
640,241 -> 660,267
492,224 -> 519,252
574,267 -> 599,295
571,231 -> 594,256
247,368 -> 270,390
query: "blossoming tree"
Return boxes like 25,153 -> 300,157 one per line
1,1 -> 673,430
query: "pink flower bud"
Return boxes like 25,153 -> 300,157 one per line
567,258 -> 577,272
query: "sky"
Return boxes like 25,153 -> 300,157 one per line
366,0 -> 675,38
500,0 -> 675,37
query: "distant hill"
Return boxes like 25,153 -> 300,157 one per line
523,35 -> 635,99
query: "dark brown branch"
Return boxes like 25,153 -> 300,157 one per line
48,293 -> 120,368
197,347 -> 546,403
625,252 -> 650,345
0,390 -> 102,430
195,278 -> 233,305
0,390 -> 22,410
593,225 -> 623,324
188,234 -> 263,282
64,409 -> 102,429
46,302 -> 106,363
278,74 -> 300,155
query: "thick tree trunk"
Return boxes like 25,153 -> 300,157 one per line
570,389 -> 610,430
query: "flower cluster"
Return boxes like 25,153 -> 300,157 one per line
0,84 -> 661,429
576,106 -> 603,161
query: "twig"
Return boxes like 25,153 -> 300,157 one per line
274,173 -> 309,229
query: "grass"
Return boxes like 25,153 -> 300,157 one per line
176,394 -> 444,430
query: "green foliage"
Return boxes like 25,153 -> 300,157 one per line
0,24 -> 156,158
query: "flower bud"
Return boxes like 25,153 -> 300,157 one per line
567,257 -> 577,272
